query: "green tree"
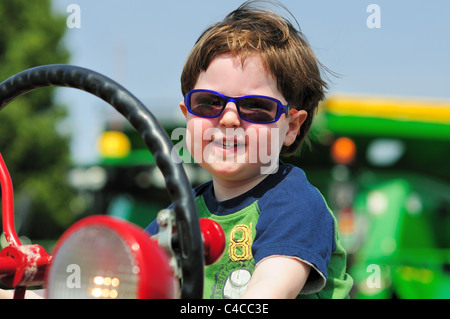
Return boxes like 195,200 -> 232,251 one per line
0,0 -> 75,239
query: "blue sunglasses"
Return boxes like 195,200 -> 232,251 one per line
184,89 -> 291,124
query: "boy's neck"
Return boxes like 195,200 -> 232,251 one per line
211,174 -> 269,202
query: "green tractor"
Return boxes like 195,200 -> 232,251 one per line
302,95 -> 450,298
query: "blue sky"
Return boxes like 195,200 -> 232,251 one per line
51,0 -> 450,164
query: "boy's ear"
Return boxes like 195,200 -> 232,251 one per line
283,110 -> 307,147
179,101 -> 188,118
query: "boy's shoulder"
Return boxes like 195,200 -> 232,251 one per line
261,162 -> 320,200
256,162 -> 334,228
276,161 -> 307,183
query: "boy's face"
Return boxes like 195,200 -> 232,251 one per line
180,53 -> 306,183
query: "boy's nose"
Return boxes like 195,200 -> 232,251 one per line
219,102 -> 241,127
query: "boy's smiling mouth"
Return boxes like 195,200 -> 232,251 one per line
212,138 -> 245,149
207,135 -> 248,162
210,128 -> 248,150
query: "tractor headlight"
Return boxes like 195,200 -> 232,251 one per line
46,215 -> 176,299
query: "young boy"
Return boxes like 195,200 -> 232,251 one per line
146,1 -> 353,299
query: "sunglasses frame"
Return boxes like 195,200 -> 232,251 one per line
184,89 -> 291,124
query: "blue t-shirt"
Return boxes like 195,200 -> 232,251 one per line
146,162 -> 353,298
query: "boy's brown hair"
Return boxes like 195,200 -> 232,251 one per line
181,0 -> 329,154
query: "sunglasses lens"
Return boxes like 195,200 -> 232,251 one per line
189,91 -> 224,117
239,97 -> 278,123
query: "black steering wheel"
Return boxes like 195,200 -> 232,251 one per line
0,64 -> 204,299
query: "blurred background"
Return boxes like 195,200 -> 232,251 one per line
0,0 -> 449,298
